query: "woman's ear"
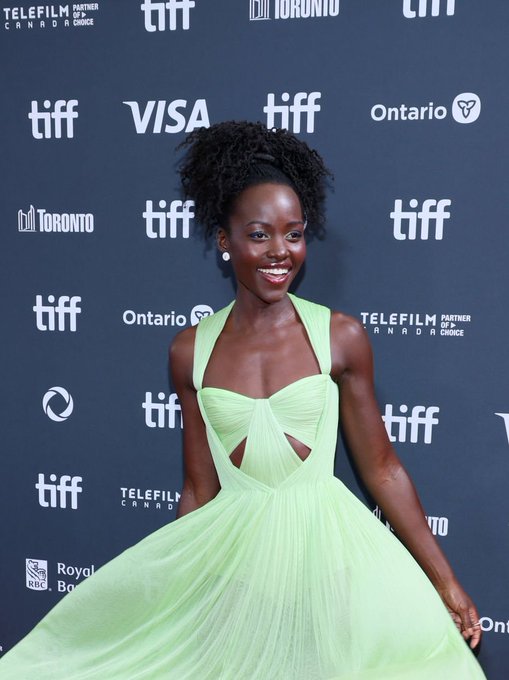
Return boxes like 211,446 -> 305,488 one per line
216,228 -> 229,255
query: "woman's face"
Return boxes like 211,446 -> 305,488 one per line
218,182 -> 307,303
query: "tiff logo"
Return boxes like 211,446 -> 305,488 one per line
143,392 -> 182,428
382,404 -> 440,444
495,413 -> 509,444
141,0 -> 195,31
403,0 -> 455,17
390,199 -> 451,240
143,200 -> 194,238
264,92 -> 321,133
35,474 -> 83,509
250,0 -> 270,20
28,100 -> 78,139
33,295 -> 82,332
18,205 -> 36,231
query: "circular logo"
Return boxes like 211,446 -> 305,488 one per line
452,92 -> 481,124
190,304 -> 214,326
42,386 -> 74,422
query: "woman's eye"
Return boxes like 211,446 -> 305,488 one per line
287,231 -> 303,240
249,231 -> 268,239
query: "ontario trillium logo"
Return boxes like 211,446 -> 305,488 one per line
190,304 -> 214,325
451,92 -> 481,124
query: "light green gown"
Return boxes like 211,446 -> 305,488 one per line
0,294 -> 486,679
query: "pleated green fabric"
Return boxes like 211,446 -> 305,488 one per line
0,293 -> 486,679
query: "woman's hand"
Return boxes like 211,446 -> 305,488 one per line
436,580 -> 482,649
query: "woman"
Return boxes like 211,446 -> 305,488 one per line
0,121 -> 486,679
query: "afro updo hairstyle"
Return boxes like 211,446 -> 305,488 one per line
177,121 -> 332,240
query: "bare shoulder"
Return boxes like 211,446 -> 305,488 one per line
168,324 -> 198,389
329,309 -> 373,381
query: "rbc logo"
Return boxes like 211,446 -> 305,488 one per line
143,199 -> 194,238
28,100 -> 78,139
403,0 -> 455,18
143,392 -> 182,428
26,559 -> 48,590
42,386 -> 74,422
382,404 -> 440,444
35,474 -> 83,509
123,99 -> 209,134
33,295 -> 81,332
390,199 -> 451,240
141,0 -> 196,31
264,92 -> 321,133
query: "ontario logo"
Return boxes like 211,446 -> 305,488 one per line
26,559 -> 48,590
371,92 -> 481,125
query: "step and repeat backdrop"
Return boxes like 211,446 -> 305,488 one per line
1,1 -> 508,676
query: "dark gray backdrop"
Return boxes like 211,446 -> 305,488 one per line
1,1 -> 507,676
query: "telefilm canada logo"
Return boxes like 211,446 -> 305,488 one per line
3,3 -> 100,31
122,303 -> 213,328
371,93 -> 481,125
18,205 -> 94,233
361,311 -> 472,338
249,0 -> 339,21
26,558 -> 95,593
120,487 -> 181,510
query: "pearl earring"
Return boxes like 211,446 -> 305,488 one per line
222,251 -> 230,262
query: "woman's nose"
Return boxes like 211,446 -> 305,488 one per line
266,236 -> 289,259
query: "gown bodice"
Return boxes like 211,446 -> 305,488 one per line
193,293 -> 340,490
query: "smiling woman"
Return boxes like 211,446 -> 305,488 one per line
0,122 -> 486,679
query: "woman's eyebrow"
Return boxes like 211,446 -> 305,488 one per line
244,219 -> 306,227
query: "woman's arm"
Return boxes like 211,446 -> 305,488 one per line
331,312 -> 481,649
169,327 -> 221,519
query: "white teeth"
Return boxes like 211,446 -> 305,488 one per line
258,268 -> 289,275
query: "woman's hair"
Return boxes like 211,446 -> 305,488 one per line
177,121 -> 333,240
